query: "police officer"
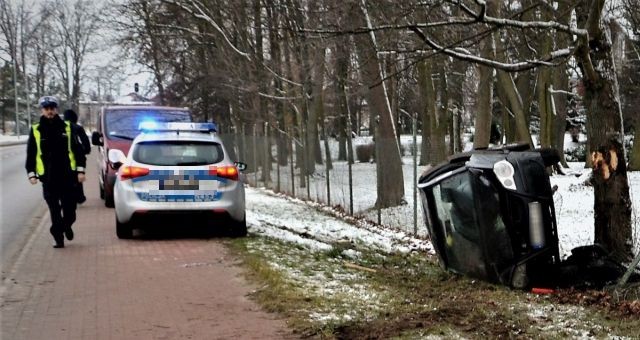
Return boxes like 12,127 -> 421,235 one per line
26,96 -> 87,248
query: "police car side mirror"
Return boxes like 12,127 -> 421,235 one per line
108,149 -> 126,169
234,162 -> 247,172
91,131 -> 103,146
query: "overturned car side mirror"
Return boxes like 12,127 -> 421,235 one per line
234,162 -> 247,172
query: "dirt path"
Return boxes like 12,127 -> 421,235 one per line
1,170 -> 294,339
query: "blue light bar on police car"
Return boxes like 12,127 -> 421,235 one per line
138,122 -> 218,133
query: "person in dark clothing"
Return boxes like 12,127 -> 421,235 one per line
26,96 -> 86,248
63,109 -> 90,204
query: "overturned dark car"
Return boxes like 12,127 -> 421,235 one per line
418,144 -> 637,289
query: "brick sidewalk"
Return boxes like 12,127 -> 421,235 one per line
1,175 -> 294,339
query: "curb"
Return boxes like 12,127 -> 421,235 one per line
0,140 -> 27,147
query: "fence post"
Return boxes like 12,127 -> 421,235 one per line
289,127 -> 295,196
276,124 -> 281,193
413,114 -> 418,235
303,125 -> 310,199
264,121 -> 270,189
323,119 -> 331,206
375,115 -> 381,225
253,124 -> 258,186
346,95 -> 354,215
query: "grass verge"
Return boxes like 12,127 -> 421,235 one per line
226,235 -> 640,339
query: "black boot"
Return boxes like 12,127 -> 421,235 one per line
64,227 -> 74,241
53,235 -> 65,248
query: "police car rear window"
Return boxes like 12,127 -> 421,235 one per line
133,141 -> 224,166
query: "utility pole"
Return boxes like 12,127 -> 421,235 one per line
13,57 -> 19,136
26,75 -> 31,126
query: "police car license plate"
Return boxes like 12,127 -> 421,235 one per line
160,178 -> 199,190
133,170 -> 221,202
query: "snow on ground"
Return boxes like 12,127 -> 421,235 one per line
247,133 -> 639,260
552,165 -> 640,257
0,134 -> 28,145
246,188 -> 434,255
246,167 -> 640,260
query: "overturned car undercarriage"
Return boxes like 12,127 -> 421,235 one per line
418,144 -> 638,289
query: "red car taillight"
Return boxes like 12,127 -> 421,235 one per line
209,165 -> 238,181
120,166 -> 150,180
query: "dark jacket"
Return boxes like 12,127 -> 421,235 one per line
71,122 -> 91,155
25,114 -> 87,183
63,109 -> 90,155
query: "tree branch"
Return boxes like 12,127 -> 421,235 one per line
586,0 -> 605,38
161,0 -> 250,60
409,26 -> 573,72
457,0 -> 588,36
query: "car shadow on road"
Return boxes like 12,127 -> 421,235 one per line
128,219 -> 237,240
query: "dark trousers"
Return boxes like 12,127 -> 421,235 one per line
76,181 -> 86,203
42,181 -> 77,242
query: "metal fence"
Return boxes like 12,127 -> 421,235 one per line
219,120 -> 430,237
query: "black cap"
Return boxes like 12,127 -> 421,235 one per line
63,109 -> 78,123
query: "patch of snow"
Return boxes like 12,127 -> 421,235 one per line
247,187 -> 434,254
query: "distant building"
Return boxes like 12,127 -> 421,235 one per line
78,93 -> 153,130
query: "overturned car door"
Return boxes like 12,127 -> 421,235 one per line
418,146 -> 561,289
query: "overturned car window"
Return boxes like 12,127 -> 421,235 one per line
432,172 -> 485,278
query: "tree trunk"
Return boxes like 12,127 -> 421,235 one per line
430,59 -> 446,163
576,1 -> 633,263
450,59 -> 466,153
552,67 -> 570,168
537,67 -> 554,148
537,7 -> 554,149
265,0 -> 288,167
629,129 -> 640,170
308,47 -> 325,167
252,0 -> 271,182
418,59 -> 434,165
473,33 -> 494,149
335,37 -> 350,162
552,1 -> 572,168
355,2 -> 404,208
493,29 -> 533,147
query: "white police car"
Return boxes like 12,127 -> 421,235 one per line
108,122 -> 247,238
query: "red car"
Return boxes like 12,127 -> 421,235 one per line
91,105 -> 192,207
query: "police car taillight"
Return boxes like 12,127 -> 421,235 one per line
209,166 -> 238,181
120,166 -> 150,180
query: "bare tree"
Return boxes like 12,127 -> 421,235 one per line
353,1 -> 405,207
49,0 -> 101,110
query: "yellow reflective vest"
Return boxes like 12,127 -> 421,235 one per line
31,121 -> 77,176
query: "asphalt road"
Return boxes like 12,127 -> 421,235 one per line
0,144 -> 46,269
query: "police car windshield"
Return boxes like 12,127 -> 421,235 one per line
105,110 -> 191,140
133,141 -> 224,166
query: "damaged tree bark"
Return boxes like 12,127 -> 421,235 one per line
576,0 -> 633,263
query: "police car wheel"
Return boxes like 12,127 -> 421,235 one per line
116,218 -> 133,239
229,218 -> 247,238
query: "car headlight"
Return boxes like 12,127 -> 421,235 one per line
493,160 -> 517,190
